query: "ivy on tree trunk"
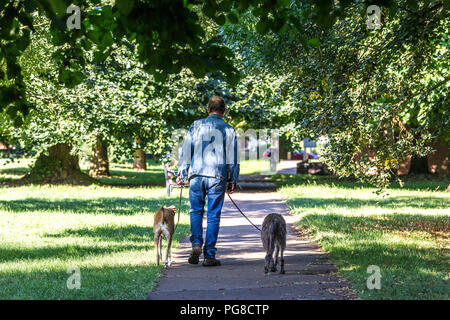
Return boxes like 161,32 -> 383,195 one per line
133,137 -> 146,171
133,149 -> 147,171
89,137 -> 110,177
22,143 -> 96,185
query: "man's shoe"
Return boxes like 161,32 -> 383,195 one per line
202,258 -> 221,267
188,244 -> 202,264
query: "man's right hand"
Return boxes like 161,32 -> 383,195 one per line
227,182 -> 236,194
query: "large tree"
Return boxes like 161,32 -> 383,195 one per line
2,1 -> 449,187
219,1 -> 449,187
9,21 -> 229,183
1,0 -> 291,123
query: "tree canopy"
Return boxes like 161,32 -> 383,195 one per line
1,0 -> 449,187
218,0 -> 449,187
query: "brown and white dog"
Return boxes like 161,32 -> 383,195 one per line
153,205 -> 177,268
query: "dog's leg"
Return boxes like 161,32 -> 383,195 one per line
280,246 -> 285,274
155,233 -> 161,266
264,235 -> 275,274
159,235 -> 163,263
166,233 -> 173,268
271,244 -> 279,272
163,229 -> 171,268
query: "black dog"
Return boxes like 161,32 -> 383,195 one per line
261,213 -> 286,274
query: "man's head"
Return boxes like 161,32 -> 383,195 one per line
207,96 -> 226,116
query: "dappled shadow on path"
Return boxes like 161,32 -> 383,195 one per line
274,173 -> 450,191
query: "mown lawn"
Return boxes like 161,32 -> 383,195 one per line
239,159 -> 274,175
0,158 -> 272,184
277,174 -> 449,300
0,185 -> 190,299
0,158 -> 33,181
0,157 -> 270,300
0,159 -> 166,186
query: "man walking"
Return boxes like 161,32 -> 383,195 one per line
177,96 -> 239,267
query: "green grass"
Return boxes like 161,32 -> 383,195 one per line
0,185 -> 190,299
0,158 -> 33,181
278,174 -> 449,300
0,158 -> 269,184
2,158 -> 448,299
239,159 -> 274,175
91,163 -> 166,186
0,159 -> 166,186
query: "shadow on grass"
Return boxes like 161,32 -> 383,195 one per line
45,224 -> 190,242
274,173 -> 450,191
0,161 -> 166,187
0,197 -> 189,215
0,264 -> 162,299
0,242 -> 150,263
286,196 -> 449,210
0,166 -> 30,175
94,168 -> 166,186
296,210 -> 449,237
46,225 -> 155,242
1,223 -> 191,262
295,213 -> 449,299
0,220 -> 191,299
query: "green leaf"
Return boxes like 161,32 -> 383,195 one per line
256,20 -> 269,35
115,0 -> 135,15
227,12 -> 239,24
307,38 -> 321,47
24,0 -> 37,13
214,13 -> 226,26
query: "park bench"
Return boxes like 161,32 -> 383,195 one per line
164,164 -> 188,196
296,161 -> 330,175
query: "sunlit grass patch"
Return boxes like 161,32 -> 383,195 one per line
280,180 -> 449,300
91,163 -> 166,186
0,158 -> 34,181
239,159 -> 273,175
0,185 -> 190,299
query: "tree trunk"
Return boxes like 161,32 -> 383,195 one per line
22,143 -> 96,185
396,155 -> 411,175
89,137 -> 110,177
427,139 -> 449,175
133,137 -> 147,171
409,155 -> 429,174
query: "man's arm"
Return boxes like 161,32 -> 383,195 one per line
177,126 -> 193,184
226,128 -> 240,192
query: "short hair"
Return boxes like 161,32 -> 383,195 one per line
207,96 -> 226,115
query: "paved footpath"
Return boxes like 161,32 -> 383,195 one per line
147,191 -> 356,300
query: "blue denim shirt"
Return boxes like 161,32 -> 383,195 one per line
178,114 -> 240,183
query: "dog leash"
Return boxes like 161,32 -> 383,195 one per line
174,184 -> 261,233
174,184 -> 182,233
227,192 -> 262,232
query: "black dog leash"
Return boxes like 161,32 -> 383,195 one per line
174,184 -> 261,233
227,192 -> 262,232
174,184 -> 182,233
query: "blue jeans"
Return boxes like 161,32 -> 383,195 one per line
189,176 -> 227,258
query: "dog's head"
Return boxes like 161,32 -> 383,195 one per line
162,205 -> 176,216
